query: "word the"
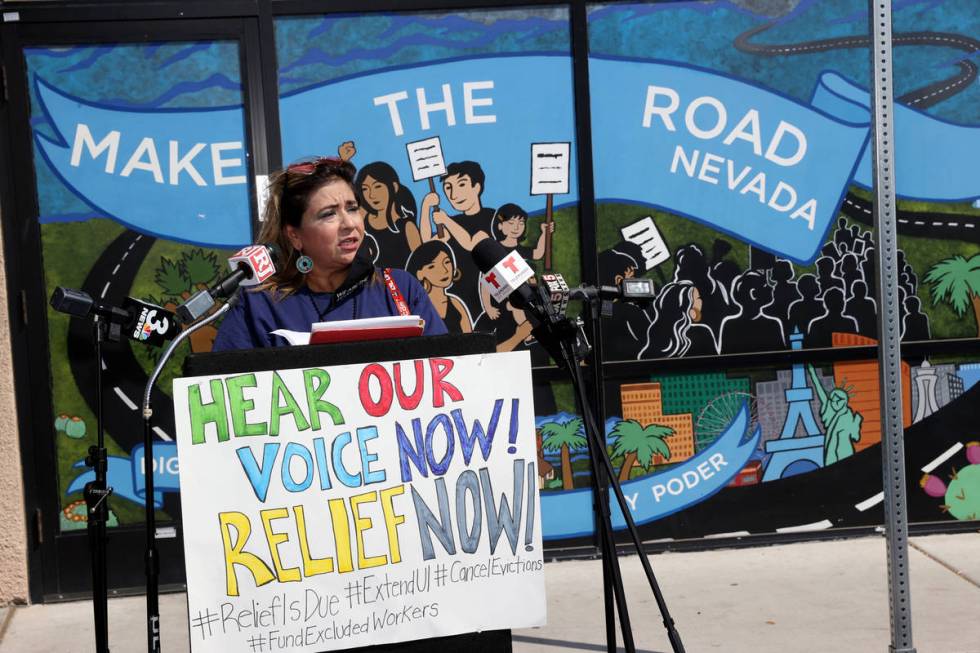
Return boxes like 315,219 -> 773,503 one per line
374,81 -> 496,136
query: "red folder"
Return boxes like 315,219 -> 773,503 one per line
308,316 -> 424,345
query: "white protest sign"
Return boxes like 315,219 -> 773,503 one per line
530,142 -> 570,196
172,351 -> 546,652
406,136 -> 448,182
620,216 -> 670,270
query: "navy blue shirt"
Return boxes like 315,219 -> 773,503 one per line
212,268 -> 447,351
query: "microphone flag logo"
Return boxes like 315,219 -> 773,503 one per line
482,252 -> 535,303
229,245 -> 276,286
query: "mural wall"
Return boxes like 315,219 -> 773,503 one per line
26,41 -> 250,530
17,0 -> 980,547
541,0 -> 980,542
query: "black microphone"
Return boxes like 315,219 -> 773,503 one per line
177,244 -> 280,323
569,277 -> 657,304
50,288 -> 180,346
471,238 -> 547,318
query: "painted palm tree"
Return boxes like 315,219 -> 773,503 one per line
924,254 -> 980,336
541,417 -> 586,490
609,419 -> 674,481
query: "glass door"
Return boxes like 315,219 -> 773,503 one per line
5,17 -> 265,598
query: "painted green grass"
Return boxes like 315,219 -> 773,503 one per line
41,219 -> 169,525
527,205 -> 581,286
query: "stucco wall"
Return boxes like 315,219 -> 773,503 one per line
0,205 -> 30,606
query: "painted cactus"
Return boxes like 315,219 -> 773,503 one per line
920,442 -> 980,521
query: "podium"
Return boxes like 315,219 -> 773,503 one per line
182,333 -> 513,653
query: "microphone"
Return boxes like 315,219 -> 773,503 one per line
541,273 -> 570,316
50,288 -> 180,346
472,240 -> 591,364
471,239 -> 544,317
176,244 -> 279,323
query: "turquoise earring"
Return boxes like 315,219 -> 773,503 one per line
296,253 -> 313,274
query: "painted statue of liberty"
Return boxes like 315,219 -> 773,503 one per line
806,364 -> 862,465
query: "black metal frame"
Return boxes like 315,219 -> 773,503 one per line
0,10 -> 273,602
3,0 -> 980,605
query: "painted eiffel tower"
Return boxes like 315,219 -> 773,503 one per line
762,330 -> 826,481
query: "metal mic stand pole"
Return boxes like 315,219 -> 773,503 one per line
531,298 -> 685,653
87,315 -> 113,653
582,298 -> 633,653
140,291 -> 241,653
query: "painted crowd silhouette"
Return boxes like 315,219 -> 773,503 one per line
599,217 -> 932,360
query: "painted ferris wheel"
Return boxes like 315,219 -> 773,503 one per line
694,391 -> 759,444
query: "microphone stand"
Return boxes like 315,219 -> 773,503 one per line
86,313 -> 117,653
528,290 -> 685,653
48,289 -> 130,653
140,291 -> 242,653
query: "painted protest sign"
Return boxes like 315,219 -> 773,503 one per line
530,142 -> 571,196
406,136 -> 447,182
172,351 -> 546,652
620,217 -> 670,271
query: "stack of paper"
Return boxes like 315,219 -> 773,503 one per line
272,315 -> 425,346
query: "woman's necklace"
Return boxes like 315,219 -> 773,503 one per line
307,288 -> 358,321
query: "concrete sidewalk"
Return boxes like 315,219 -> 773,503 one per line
2,532 -> 978,652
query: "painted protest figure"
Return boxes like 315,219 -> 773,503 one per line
406,241 -> 473,334
719,271 -> 785,354
474,299 -> 534,353
425,161 -> 495,320
640,280 -> 716,358
672,244 -> 735,336
844,279 -> 877,338
767,258 -> 801,330
806,364 -> 862,465
815,256 -> 845,297
787,274 -> 823,336
479,203 -> 555,322
903,295 -> 931,341
355,161 -> 422,269
805,287 -> 859,348
597,240 -> 653,360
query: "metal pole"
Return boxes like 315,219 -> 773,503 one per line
867,1 -> 916,651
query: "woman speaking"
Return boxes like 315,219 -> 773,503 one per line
213,157 -> 446,351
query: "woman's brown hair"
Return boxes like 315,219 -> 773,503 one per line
256,157 -> 357,297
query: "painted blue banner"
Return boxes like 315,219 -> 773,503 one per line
66,442 -> 180,508
31,55 -> 976,255
279,54 -> 579,219
590,57 -> 870,265
33,77 -> 252,247
811,71 -> 980,202
541,404 -> 760,540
